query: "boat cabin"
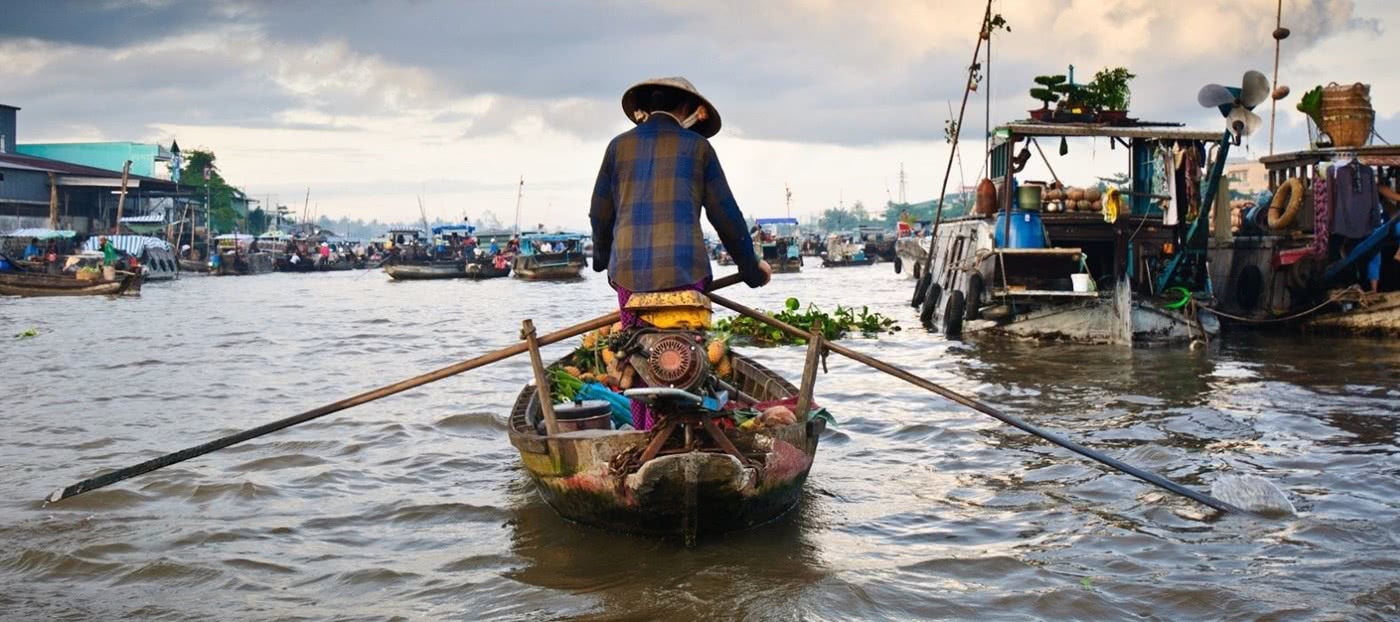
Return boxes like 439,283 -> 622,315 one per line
917,122 -> 1230,344
79,235 -> 177,280
753,217 -> 803,272
1206,144 -> 1400,333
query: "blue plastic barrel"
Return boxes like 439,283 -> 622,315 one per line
993,210 -> 1047,249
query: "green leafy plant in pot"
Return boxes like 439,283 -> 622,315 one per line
1090,67 -> 1135,123
1029,75 -> 1065,121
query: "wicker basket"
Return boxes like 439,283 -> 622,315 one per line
1318,82 -> 1373,148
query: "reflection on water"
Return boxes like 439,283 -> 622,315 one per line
1,266 -> 1397,620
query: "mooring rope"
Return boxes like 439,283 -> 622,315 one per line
1194,285 -> 1363,324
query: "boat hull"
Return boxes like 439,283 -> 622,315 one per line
512,255 -> 586,280
212,253 -> 275,276
384,262 -> 465,280
463,261 -> 511,279
506,353 -> 822,540
821,256 -> 876,268
0,272 -> 139,297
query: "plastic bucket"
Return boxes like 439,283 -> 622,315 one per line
102,266 -> 116,281
1071,273 -> 1092,292
1017,184 -> 1044,212
993,210 -> 1047,249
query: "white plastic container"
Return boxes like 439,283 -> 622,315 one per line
1070,273 -> 1092,292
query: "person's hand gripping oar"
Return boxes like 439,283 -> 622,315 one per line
706,292 -> 1248,515
45,273 -> 747,504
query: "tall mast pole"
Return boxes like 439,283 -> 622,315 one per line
1268,0 -> 1287,156
513,176 -> 524,235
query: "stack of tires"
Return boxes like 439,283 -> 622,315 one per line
911,272 -> 983,338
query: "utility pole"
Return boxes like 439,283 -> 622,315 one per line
898,162 -> 907,204
114,160 -> 132,234
513,176 -> 524,235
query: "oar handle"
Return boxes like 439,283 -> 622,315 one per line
706,292 -> 1246,515
47,271 -> 752,504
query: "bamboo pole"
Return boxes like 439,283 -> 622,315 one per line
923,0 -> 993,278
47,172 -> 58,229
113,160 -> 132,234
523,319 -> 561,436
48,273 -> 745,503
707,292 -> 1245,514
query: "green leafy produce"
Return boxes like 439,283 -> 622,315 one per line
1296,85 -> 1324,124
15,327 -> 38,339
713,298 -> 901,346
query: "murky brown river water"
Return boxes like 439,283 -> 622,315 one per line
1,264 -> 1398,621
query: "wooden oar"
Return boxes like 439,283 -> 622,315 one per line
706,292 -> 1246,514
47,273 -> 747,503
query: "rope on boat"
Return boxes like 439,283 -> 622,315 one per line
1194,285 -> 1363,324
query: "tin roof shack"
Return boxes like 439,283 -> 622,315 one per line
0,104 -> 183,235
912,122 -> 1229,345
1206,144 -> 1400,335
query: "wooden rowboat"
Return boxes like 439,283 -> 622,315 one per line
383,261 -> 465,280
464,259 -> 511,280
0,271 -> 140,297
506,350 -> 824,542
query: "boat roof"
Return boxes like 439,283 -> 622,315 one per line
214,233 -> 254,241
523,232 -> 584,241
996,122 -> 1223,142
81,235 -> 172,254
755,217 -> 799,225
432,224 -> 475,234
1259,144 -> 1400,168
2,228 -> 77,240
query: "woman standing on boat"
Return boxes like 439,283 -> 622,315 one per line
590,77 -> 770,428
590,76 -> 770,299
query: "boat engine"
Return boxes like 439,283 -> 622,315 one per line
619,329 -> 710,393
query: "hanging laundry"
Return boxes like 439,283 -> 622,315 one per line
1312,165 -> 1331,257
1182,145 -> 1202,222
1161,146 -> 1180,226
1330,160 -> 1381,239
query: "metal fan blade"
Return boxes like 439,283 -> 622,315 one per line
1198,84 -> 1235,109
1227,106 -> 1264,137
1240,70 -> 1270,108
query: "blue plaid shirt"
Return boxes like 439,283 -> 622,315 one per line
590,114 -> 763,292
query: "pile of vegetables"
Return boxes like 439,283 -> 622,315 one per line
549,323 -> 738,404
713,297 -> 900,346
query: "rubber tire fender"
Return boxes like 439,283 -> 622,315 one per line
920,283 -> 942,328
943,290 -> 966,338
963,273 -> 985,321
1235,265 -> 1264,312
913,260 -> 923,280
893,256 -> 903,274
1268,177 -> 1304,230
912,272 -> 931,308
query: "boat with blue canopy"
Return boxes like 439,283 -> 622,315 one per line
513,232 -> 587,280
753,217 -> 803,273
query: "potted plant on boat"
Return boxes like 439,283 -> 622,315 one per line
1090,67 -> 1135,123
1051,80 -> 1095,123
1029,75 -> 1064,122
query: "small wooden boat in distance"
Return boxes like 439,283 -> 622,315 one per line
384,260 -> 465,280
464,256 -> 511,280
0,270 -> 140,297
513,233 -> 587,280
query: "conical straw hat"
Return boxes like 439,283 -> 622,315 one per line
621,76 -> 722,138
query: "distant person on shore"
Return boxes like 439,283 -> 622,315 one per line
588,77 -> 770,430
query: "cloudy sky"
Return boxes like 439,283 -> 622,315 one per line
2,0 -> 1394,228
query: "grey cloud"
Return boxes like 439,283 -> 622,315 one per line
0,0 -> 1383,148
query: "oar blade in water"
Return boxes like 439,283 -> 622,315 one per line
1210,475 -> 1296,518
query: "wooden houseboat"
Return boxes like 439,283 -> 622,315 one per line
1206,145 -> 1399,335
753,217 -> 803,273
911,123 -> 1228,345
